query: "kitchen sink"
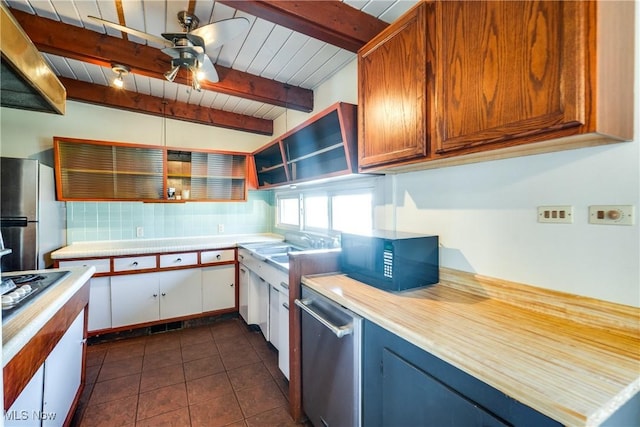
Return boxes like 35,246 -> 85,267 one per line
269,254 -> 290,264
255,246 -> 294,255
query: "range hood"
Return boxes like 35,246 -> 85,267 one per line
0,4 -> 65,114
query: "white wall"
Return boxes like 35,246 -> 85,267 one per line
0,100 -> 271,164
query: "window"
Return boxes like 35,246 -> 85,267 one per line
278,195 -> 300,227
276,180 -> 374,234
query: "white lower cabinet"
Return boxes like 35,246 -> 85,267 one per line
111,269 -> 203,327
278,289 -> 290,379
159,269 -> 202,319
43,310 -> 84,427
111,272 -> 161,327
88,276 -> 111,332
269,284 -> 280,350
239,264 -> 250,323
5,365 -> 44,426
256,275 -> 270,341
6,310 -> 84,426
202,264 -> 236,312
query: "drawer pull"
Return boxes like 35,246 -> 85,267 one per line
239,254 -> 244,260
282,302 -> 289,310
240,268 -> 246,273
217,254 -> 222,260
176,258 -> 182,263
230,283 -> 234,287
132,261 -> 139,267
280,281 -> 289,290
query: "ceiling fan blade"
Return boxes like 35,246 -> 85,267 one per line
190,17 -> 250,52
88,15 -> 173,47
199,55 -> 219,83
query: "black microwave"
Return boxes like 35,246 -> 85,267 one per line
340,230 -> 439,292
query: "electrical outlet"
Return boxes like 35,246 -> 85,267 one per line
589,205 -> 634,225
136,226 -> 144,237
537,206 -> 573,223
218,224 -> 225,233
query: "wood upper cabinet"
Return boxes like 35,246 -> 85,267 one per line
358,2 -> 429,168
253,102 -> 358,188
358,0 -> 634,171
54,137 -> 250,202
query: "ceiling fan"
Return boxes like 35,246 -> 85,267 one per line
89,11 -> 250,90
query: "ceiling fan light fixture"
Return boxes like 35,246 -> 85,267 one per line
190,67 -> 202,92
164,65 -> 180,82
111,64 -> 130,89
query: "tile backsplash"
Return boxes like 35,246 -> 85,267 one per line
66,191 -> 274,243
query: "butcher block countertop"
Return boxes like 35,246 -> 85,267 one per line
51,233 -> 283,259
2,266 -> 95,364
301,268 -> 640,426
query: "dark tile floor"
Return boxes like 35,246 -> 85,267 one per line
72,318 -> 298,427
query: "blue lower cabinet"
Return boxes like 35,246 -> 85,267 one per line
363,320 -> 561,427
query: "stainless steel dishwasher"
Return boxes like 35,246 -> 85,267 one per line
296,285 -> 362,427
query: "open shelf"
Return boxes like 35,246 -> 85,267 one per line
252,102 -> 357,189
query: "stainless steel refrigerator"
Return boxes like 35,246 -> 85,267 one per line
0,157 -> 65,272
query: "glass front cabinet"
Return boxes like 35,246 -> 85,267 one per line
54,137 -> 249,202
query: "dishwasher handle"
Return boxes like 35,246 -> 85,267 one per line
295,298 -> 353,338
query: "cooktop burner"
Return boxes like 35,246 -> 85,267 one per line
1,270 -> 71,323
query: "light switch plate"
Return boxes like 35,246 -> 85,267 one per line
537,206 -> 573,223
589,205 -> 634,225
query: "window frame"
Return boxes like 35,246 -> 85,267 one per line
275,177 -> 376,234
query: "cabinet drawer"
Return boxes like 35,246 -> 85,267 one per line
201,249 -> 235,264
58,258 -> 111,274
113,255 -> 157,272
159,252 -> 198,268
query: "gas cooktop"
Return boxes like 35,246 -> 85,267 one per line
1,270 -> 71,323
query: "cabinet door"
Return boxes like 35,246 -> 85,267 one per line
43,310 -> 84,427
358,2 -> 429,168
382,348 -> 508,427
239,265 -> 250,323
269,285 -> 280,350
159,269 -> 202,320
111,273 -> 160,327
88,276 -> 111,332
256,275 -> 270,341
434,1 -> 583,154
278,290 -> 290,379
54,138 -> 164,201
5,365 -> 44,426
202,264 -> 236,312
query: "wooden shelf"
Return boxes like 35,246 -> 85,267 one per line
252,102 -> 358,189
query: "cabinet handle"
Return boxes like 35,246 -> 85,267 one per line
176,258 -> 182,263
153,293 -> 158,297
239,254 -> 244,260
230,283 -> 234,287
272,285 -> 279,292
280,281 -> 289,290
132,261 -> 139,266
240,268 -> 246,273
162,292 -> 166,297
216,254 -> 222,260
282,302 -> 289,310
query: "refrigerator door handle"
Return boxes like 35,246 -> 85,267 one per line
0,217 -> 29,227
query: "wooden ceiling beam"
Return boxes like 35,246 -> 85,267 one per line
60,77 -> 273,135
219,0 -> 388,52
11,9 -> 313,112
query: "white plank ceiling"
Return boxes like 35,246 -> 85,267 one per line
4,0 -> 419,122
